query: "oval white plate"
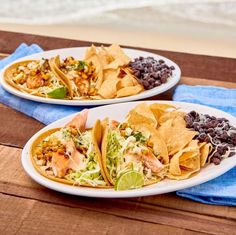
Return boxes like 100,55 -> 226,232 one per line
22,101 -> 236,198
0,47 -> 181,106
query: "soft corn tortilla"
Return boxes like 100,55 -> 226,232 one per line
50,56 -> 74,98
4,59 -> 71,98
30,120 -> 111,188
101,119 -> 115,185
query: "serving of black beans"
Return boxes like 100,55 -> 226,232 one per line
185,111 -> 236,165
129,56 -> 175,90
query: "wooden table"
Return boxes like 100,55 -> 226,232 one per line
0,30 -> 236,235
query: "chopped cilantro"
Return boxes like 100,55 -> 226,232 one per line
70,61 -> 86,71
133,132 -> 146,143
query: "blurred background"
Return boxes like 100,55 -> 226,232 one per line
0,0 -> 236,57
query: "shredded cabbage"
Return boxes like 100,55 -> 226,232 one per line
65,162 -> 106,186
106,125 -> 165,183
65,131 -> 107,186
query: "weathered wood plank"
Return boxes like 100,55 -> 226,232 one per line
0,104 -> 44,148
181,77 -> 236,88
1,193 -> 203,235
0,144 -> 235,235
0,30 -> 236,82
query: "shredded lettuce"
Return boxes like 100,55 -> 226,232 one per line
106,129 -> 146,180
106,125 -> 164,183
107,130 -> 122,158
62,130 -> 106,186
106,130 -> 125,179
65,153 -> 106,186
74,130 -> 92,149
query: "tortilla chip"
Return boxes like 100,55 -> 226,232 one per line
167,140 -> 201,179
159,111 -> 186,126
98,77 -> 121,99
126,103 -> 158,128
120,74 -> 135,87
97,46 -> 111,67
167,168 -> 200,180
150,103 -> 176,123
104,57 -> 129,70
104,48 -> 130,69
199,142 -> 212,167
172,116 -> 187,129
103,69 -> 120,81
116,84 -> 143,98
105,44 -> 130,67
157,120 -> 198,155
84,44 -> 97,60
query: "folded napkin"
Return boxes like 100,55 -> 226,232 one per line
0,44 -> 83,125
174,84 -> 236,206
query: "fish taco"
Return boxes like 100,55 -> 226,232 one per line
101,119 -> 169,189
4,59 -> 72,99
30,110 -> 110,187
51,55 -> 99,99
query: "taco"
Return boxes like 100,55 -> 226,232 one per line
4,58 -> 72,99
51,55 -> 99,99
101,119 -> 168,188
31,110 -> 110,187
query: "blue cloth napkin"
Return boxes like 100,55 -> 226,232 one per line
173,85 -> 236,206
0,43 -> 83,125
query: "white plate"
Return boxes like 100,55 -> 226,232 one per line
0,47 -> 181,106
22,101 -> 236,198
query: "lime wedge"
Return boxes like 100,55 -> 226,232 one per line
47,86 -> 67,99
115,170 -> 144,191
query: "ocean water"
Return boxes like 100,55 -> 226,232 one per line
0,0 -> 236,28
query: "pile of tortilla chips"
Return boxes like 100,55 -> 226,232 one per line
126,103 -> 213,180
84,44 -> 144,99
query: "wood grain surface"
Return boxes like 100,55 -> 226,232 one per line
0,31 -> 236,235
1,30 -> 236,82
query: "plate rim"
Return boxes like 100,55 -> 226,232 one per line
21,100 -> 236,198
0,47 -> 181,106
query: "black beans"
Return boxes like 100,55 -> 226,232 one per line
129,57 -> 175,90
185,111 -> 236,165
211,157 -> 221,165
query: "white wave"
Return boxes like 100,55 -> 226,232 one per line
0,0 -> 235,26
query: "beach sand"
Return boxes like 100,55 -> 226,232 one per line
0,22 -> 236,58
